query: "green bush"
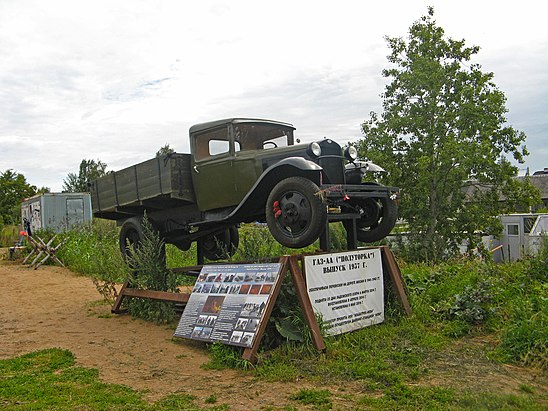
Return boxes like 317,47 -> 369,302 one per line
493,241 -> 548,368
125,216 -> 179,324
56,220 -> 128,283
496,292 -> 547,368
0,224 -> 19,247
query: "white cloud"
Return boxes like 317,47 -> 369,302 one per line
0,0 -> 546,191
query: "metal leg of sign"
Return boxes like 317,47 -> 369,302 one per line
242,256 -> 290,363
345,217 -> 358,250
320,215 -> 359,252
288,255 -> 326,352
319,226 -> 330,252
196,241 -> 205,265
380,246 -> 412,316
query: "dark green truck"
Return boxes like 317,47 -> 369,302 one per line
90,118 -> 398,260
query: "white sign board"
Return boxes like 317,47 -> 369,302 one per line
305,249 -> 384,335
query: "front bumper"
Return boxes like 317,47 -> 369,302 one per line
318,184 -> 399,202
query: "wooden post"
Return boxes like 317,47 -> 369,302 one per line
380,246 -> 412,316
288,255 -> 326,352
111,281 -> 130,314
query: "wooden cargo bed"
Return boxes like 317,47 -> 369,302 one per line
90,153 -> 195,220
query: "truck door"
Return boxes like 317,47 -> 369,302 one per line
191,126 -> 239,211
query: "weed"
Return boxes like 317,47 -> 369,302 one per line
0,224 -> 19,247
519,383 -> 535,394
448,280 -> 493,324
125,215 -> 178,324
290,388 -> 332,410
495,294 -> 547,369
203,342 -> 253,370
204,394 -> 217,404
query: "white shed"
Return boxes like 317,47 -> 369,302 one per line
493,213 -> 548,262
21,193 -> 92,234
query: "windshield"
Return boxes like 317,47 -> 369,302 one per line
234,123 -> 294,151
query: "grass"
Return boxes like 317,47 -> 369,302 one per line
0,349 -> 225,411
290,388 -> 332,410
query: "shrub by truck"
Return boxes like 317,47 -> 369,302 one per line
90,118 -> 399,260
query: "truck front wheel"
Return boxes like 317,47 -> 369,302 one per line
266,177 -> 327,248
343,197 -> 398,243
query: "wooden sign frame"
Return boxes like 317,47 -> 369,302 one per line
111,247 -> 410,364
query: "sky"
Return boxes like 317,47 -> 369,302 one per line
1,0 -> 547,192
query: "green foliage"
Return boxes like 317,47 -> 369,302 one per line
156,144 -> 175,157
0,349 -> 145,410
496,293 -> 547,369
57,220 -> 128,282
493,242 -> 548,368
359,383 -> 454,409
125,216 -> 178,324
358,7 -> 532,261
203,342 -> 253,370
63,158 -> 108,193
447,280 -> 493,325
0,224 -> 19,247
0,169 -> 37,225
232,224 -> 319,262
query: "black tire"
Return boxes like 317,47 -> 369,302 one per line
119,217 -> 145,260
119,217 -> 166,264
200,226 -> 239,261
266,177 -> 327,248
344,197 -> 398,243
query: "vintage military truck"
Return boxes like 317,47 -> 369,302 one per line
90,118 -> 398,260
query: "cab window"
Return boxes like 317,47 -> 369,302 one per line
194,127 -> 231,160
233,124 -> 294,152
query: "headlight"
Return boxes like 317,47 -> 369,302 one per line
308,142 -> 322,157
344,145 -> 358,161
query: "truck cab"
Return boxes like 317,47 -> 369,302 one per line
190,119 -> 297,211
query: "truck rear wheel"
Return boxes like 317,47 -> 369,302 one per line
200,226 -> 239,261
119,217 -> 166,263
266,177 -> 326,248
119,218 -> 144,260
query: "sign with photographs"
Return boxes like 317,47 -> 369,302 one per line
304,249 -> 384,336
174,263 -> 282,347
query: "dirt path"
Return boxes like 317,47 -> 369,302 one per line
0,259 -> 317,409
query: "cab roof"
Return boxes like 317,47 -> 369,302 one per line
189,118 -> 295,135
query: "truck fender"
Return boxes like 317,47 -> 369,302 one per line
227,157 -> 323,222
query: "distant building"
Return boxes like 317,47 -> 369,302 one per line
518,168 -> 548,211
463,167 -> 548,212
